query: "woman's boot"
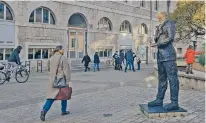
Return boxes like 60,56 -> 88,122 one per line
40,110 -> 47,121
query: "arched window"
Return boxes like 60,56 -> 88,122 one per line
97,17 -> 112,31
139,24 -> 148,34
0,2 -> 13,20
120,21 -> 132,33
29,7 -> 55,24
68,13 -> 87,28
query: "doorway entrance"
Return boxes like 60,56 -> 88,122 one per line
68,13 -> 88,59
69,31 -> 85,59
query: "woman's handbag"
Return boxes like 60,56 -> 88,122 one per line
56,86 -> 72,100
53,55 -> 67,88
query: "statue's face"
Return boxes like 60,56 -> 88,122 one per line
157,12 -> 165,23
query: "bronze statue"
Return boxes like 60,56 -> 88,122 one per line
148,12 -> 180,110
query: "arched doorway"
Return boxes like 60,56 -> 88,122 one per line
68,13 -> 87,59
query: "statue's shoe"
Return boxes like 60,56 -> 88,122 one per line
148,99 -> 163,107
164,102 -> 179,110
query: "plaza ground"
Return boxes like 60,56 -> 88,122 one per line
0,64 -> 205,123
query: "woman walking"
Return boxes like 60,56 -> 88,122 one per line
40,45 -> 71,121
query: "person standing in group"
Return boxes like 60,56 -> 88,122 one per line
136,56 -> 141,70
113,51 -> 118,70
124,50 -> 135,72
82,53 -> 91,72
93,52 -> 100,72
184,45 -> 202,74
40,45 -> 70,121
119,50 -> 125,71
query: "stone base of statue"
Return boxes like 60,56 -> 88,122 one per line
139,104 -> 187,119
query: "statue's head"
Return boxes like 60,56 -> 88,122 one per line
157,12 -> 168,23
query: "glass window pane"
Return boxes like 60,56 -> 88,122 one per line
104,49 -> 107,57
34,49 -> 41,59
71,39 -> 75,48
99,50 -> 103,57
50,13 -> 55,24
108,49 -> 112,57
43,9 -> 49,23
42,49 -> 48,59
0,49 -> 4,60
6,6 -> 12,20
29,11 -> 34,22
0,3 -> 4,19
36,8 -> 42,22
5,48 -> 13,60
28,49 -> 33,59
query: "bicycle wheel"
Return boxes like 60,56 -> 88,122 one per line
0,71 -> 7,85
112,60 -> 115,66
15,69 -> 29,83
106,60 -> 110,65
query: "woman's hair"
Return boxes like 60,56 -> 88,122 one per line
51,45 -> 63,56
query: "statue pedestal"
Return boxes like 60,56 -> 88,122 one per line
139,104 -> 187,119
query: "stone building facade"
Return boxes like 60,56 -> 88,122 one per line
0,1 -> 178,70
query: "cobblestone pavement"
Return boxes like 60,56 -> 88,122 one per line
0,64 -> 205,123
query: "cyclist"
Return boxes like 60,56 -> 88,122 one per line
7,46 -> 22,81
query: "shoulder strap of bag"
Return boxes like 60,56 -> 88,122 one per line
55,55 -> 63,76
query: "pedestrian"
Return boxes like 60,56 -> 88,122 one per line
184,45 -> 202,74
124,50 -> 135,72
117,56 -> 123,71
119,50 -> 125,71
7,46 -> 22,81
113,51 -> 118,70
93,52 -> 100,72
82,53 -> 91,72
40,45 -> 70,121
137,56 -> 141,70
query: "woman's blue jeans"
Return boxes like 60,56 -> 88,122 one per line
43,99 -> 67,113
137,63 -> 140,70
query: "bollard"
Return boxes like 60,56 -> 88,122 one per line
25,61 -> 31,73
48,60 -> 50,71
37,60 -> 43,73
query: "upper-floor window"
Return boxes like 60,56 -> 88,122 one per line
29,7 -> 55,24
155,0 -> 158,11
68,13 -> 87,28
140,1 -> 145,7
0,2 -> 13,21
97,17 -> 112,31
139,24 -> 148,34
120,21 -> 132,33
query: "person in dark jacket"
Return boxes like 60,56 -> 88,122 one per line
93,52 -> 100,72
8,46 -> 22,65
7,46 -> 22,81
82,53 -> 91,72
119,50 -> 124,71
125,50 -> 135,72
113,51 -> 118,70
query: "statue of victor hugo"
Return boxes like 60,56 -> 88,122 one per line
148,12 -> 180,110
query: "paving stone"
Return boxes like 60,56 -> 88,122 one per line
0,64 -> 204,123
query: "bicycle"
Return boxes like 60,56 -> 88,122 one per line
105,58 -> 115,66
0,62 -> 29,85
